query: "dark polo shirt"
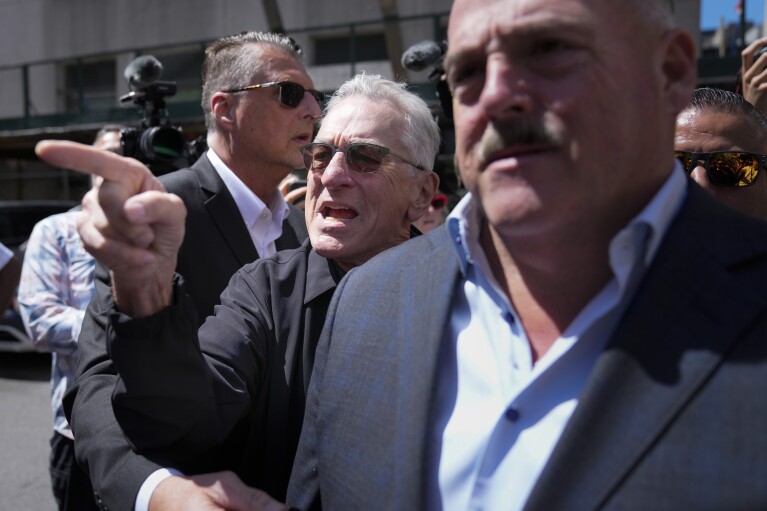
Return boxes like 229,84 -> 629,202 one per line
106,237 -> 343,500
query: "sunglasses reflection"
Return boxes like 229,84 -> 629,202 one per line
675,150 -> 764,187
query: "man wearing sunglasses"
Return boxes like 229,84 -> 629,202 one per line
54,31 -> 320,511
286,0 -> 767,510
36,73 -> 439,510
675,87 -> 767,221
413,191 -> 449,233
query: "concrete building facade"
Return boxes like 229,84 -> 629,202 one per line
0,0 -> 731,200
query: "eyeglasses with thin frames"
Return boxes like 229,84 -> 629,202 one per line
300,142 -> 427,174
675,150 -> 765,187
223,81 -> 324,108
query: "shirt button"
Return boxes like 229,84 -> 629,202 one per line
503,311 -> 515,324
505,407 -> 520,422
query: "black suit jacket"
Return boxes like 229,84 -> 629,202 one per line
287,183 -> 767,510
64,154 -> 308,510
102,240 -> 342,501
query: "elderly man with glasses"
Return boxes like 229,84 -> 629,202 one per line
37,73 -> 439,511
54,31 -> 319,511
675,87 -> 767,221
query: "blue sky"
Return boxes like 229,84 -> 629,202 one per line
701,0 -> 765,29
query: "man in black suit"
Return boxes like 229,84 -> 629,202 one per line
58,31 -> 317,510
284,0 -> 767,510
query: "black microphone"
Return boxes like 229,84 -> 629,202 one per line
401,40 -> 447,72
124,55 -> 163,89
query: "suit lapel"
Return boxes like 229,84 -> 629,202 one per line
397,229 -> 463,508
275,204 -> 307,252
194,156 -> 258,266
525,186 -> 767,511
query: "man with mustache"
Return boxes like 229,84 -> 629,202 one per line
37,74 -> 439,510
286,0 -> 767,509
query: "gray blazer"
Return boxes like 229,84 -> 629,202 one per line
288,182 -> 767,510
64,154 -> 308,511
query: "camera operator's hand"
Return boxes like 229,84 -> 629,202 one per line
35,140 -> 186,317
742,37 -> 767,115
149,472 -> 287,511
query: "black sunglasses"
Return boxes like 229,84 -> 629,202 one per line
223,81 -> 324,108
675,150 -> 765,187
300,142 -> 426,174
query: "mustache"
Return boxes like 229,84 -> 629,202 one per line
478,120 -> 563,166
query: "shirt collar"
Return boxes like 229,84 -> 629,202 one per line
305,246 -> 345,304
446,161 -> 688,278
206,148 -> 290,228
622,159 -> 687,266
303,224 -> 420,305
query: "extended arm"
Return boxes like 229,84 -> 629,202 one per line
66,264 -> 281,511
108,267 -> 270,459
35,140 -> 184,318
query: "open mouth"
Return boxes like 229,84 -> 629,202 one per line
322,205 -> 358,220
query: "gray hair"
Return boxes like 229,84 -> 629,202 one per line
682,87 -> 767,132
324,74 -> 441,173
201,31 -> 304,131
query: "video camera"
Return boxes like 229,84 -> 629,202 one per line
119,55 -> 205,175
401,39 -> 452,121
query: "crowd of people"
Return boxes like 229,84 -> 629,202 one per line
16,0 -> 767,510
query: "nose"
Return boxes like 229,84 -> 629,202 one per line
320,151 -> 355,189
689,164 -> 711,188
301,91 -> 323,119
478,55 -> 534,119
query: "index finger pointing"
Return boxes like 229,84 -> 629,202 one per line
35,140 -> 152,184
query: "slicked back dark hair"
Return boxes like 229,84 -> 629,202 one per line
683,87 -> 767,133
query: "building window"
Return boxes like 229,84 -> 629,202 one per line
64,59 -> 116,113
314,33 -> 388,65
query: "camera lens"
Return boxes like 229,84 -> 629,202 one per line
139,127 -> 186,162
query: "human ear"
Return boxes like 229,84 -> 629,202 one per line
211,92 -> 237,132
407,171 -> 440,223
658,28 -> 698,116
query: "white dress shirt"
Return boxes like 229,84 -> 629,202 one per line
207,148 -> 290,258
429,163 -> 688,511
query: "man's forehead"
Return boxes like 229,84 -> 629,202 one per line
678,110 -> 767,153
446,0 -> 597,55
255,46 -> 310,81
320,97 -> 394,138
